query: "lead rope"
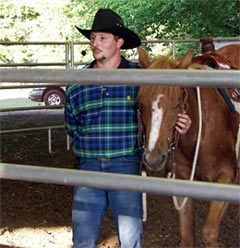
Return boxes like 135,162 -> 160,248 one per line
168,87 -> 203,210
137,109 -> 148,221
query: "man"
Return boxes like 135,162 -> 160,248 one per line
65,8 -> 191,248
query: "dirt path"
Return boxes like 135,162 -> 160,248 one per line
0,109 -> 239,248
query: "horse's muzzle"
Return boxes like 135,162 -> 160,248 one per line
142,151 -> 167,171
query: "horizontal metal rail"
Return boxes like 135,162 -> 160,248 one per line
0,41 -> 70,45
1,69 -> 239,88
0,163 -> 239,203
0,62 -> 67,68
0,84 -> 64,89
1,37 -> 239,46
0,125 -> 64,134
0,105 -> 63,112
0,62 -> 88,68
142,37 -> 240,44
1,124 -> 66,153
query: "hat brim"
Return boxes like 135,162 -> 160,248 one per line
75,26 -> 141,49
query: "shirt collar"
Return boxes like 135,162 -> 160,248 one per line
88,56 -> 129,69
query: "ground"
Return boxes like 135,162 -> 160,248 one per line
0,109 -> 239,248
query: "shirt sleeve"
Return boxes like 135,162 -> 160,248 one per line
64,86 -> 79,137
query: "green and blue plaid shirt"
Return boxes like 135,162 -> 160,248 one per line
64,57 -> 141,158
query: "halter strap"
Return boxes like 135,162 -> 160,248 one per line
137,108 -> 145,147
167,88 -> 188,175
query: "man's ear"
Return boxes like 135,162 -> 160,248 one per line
117,38 -> 124,48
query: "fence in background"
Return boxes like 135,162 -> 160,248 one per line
1,37 -> 240,68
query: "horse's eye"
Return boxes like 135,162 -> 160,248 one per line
139,103 -> 145,113
173,104 -> 180,110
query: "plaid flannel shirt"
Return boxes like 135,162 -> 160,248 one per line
64,57 -> 141,158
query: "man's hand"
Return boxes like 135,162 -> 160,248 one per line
175,113 -> 192,135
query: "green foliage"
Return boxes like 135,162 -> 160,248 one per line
72,0 -> 239,40
67,0 -> 239,56
20,5 -> 40,21
0,0 -> 73,64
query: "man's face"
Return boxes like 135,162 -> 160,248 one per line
90,32 -> 123,61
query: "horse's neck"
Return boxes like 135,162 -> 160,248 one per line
191,87 -> 239,115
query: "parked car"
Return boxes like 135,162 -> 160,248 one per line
29,86 -> 65,106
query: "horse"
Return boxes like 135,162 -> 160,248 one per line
137,48 -> 240,248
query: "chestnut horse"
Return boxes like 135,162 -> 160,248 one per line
137,48 -> 240,248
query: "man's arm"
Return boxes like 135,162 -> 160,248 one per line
64,87 -> 79,137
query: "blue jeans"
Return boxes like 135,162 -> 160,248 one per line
72,155 -> 143,248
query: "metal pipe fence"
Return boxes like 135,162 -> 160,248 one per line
0,125 -> 65,153
0,68 -> 240,203
0,163 -> 239,203
1,41 -> 240,203
1,37 -> 239,68
0,125 -> 64,134
1,69 -> 240,88
0,105 -> 63,112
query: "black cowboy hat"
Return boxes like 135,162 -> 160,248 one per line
75,8 -> 141,49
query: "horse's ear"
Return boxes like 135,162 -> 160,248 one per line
138,47 -> 151,68
178,49 -> 195,69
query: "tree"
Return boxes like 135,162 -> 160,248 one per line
65,0 -> 239,56
0,0 -> 73,63
68,0 -> 239,39
1,0 -> 239,63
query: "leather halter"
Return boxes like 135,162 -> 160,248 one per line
137,107 -> 145,148
137,88 -> 188,172
166,88 -> 188,175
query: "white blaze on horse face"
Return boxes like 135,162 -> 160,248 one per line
148,94 -> 164,152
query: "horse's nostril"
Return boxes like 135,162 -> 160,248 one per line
142,153 -> 148,164
160,154 -> 167,165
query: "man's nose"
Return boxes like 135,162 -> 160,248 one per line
91,38 -> 98,47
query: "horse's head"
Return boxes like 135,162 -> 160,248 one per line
137,48 -> 194,171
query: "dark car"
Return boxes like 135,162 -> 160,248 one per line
29,86 -> 65,106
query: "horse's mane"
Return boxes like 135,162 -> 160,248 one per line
137,55 -> 182,104
148,55 -> 179,69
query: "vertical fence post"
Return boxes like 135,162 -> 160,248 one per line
67,134 -> 70,151
48,128 -> 52,153
65,42 -> 70,68
172,41 -> 176,59
70,42 -> 74,68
